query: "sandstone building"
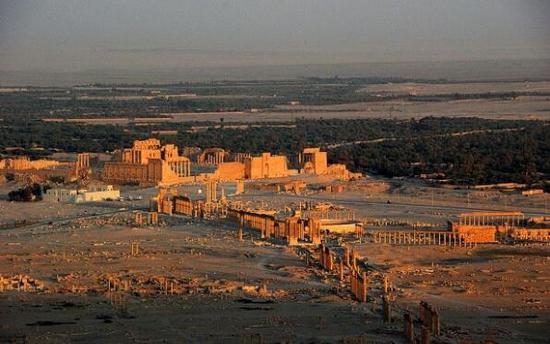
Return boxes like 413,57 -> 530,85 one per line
197,148 -> 227,165
299,148 -> 362,180
103,139 -> 192,186
300,148 -> 328,175
212,152 -> 293,180
0,156 -> 62,170
244,153 -> 289,179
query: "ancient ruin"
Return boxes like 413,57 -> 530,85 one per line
2,5 -> 550,342
103,139 -> 192,186
0,156 -> 62,171
197,148 -> 227,165
1,141 -> 548,344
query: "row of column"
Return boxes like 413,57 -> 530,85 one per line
170,160 -> 191,177
207,153 -> 224,165
373,231 -> 473,247
303,210 -> 355,221
134,212 -> 158,226
77,153 -> 90,169
458,214 -> 524,226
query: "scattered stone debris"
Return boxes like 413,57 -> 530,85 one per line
0,274 -> 45,292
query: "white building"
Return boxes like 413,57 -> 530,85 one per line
44,185 -> 120,203
43,188 -> 79,203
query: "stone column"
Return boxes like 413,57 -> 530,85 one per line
344,246 -> 350,267
361,271 -> 368,303
421,326 -> 431,344
383,295 -> 391,323
432,309 -> 440,336
404,313 -> 414,343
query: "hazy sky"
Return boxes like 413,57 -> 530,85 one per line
1,0 -> 549,72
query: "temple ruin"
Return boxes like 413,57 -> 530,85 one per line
197,148 -> 227,165
103,139 -> 192,186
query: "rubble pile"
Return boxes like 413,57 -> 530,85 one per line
0,274 -> 45,292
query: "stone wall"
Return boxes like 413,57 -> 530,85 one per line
449,223 -> 497,243
213,162 -> 246,181
244,153 -> 289,179
226,208 -> 321,245
508,228 -> 550,241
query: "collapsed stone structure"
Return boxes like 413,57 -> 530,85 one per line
211,162 -> 248,181
98,139 -> 361,185
299,148 -> 328,175
0,156 -> 62,170
151,180 -> 228,219
248,180 -> 306,194
103,139 -> 192,186
448,211 -> 523,243
197,148 -> 227,165
371,211 -> 550,245
67,153 -> 92,182
210,152 -> 293,181
226,209 -> 322,245
4,140 -> 360,189
149,185 -> 331,245
211,147 -> 361,181
235,179 -> 245,195
0,153 -> 91,184
298,148 -> 362,180
150,187 -> 179,215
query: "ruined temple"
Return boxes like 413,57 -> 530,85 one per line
103,139 -> 192,186
299,148 -> 362,180
197,148 -> 227,165
245,153 -> 289,179
212,152 -> 293,180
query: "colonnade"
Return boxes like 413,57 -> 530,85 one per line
168,160 -> 191,177
458,212 -> 524,226
372,231 -> 473,247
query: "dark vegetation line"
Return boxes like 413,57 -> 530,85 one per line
3,75 -> 549,118
2,90 -> 547,118
1,117 -> 548,186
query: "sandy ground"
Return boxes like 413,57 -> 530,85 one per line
272,96 -> 550,122
356,81 -> 550,96
0,218 -> 399,343
354,243 -> 550,343
1,175 -> 549,343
